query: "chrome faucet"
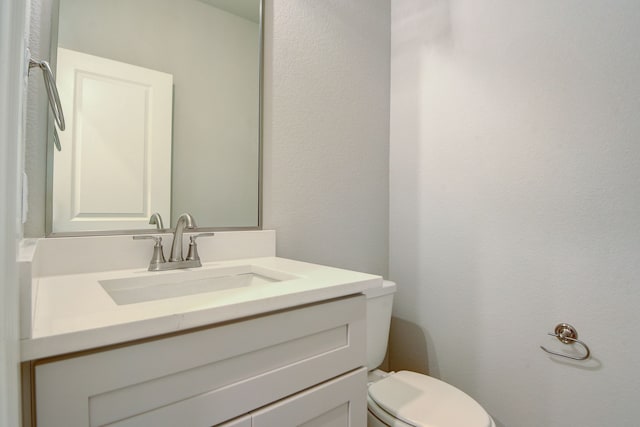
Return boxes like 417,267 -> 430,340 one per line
149,212 -> 165,230
169,213 -> 197,262
134,213 -> 215,271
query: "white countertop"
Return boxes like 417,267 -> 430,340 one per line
21,256 -> 381,361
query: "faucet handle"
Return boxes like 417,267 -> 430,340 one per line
133,234 -> 163,243
133,235 -> 166,270
186,232 -> 215,262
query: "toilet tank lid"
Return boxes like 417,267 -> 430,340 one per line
368,371 -> 492,427
363,280 -> 397,298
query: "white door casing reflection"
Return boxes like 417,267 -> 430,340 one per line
53,48 -> 173,232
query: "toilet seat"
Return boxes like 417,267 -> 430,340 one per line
368,394 -> 415,426
367,371 -> 494,427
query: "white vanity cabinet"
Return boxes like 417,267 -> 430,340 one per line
24,295 -> 367,427
220,368 -> 366,427
251,367 -> 366,427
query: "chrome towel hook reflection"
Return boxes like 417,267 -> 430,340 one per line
540,323 -> 591,361
29,57 -> 65,151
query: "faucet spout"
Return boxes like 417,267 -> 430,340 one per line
149,212 -> 165,230
169,213 -> 197,262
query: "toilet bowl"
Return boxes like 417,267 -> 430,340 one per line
364,281 -> 495,427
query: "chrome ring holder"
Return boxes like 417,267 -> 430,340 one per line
28,57 -> 66,151
540,323 -> 591,361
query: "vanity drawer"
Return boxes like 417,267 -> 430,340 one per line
144,367 -> 367,427
30,295 -> 366,427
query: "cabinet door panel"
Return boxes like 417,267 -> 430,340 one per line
34,296 -> 366,427
215,414 -> 251,427
252,368 -> 367,427
300,404 -> 349,427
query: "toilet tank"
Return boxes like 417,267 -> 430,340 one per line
363,280 -> 397,370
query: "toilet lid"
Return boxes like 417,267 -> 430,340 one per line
368,371 -> 492,427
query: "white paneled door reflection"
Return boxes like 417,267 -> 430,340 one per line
53,48 -> 172,233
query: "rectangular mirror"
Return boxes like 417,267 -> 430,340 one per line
47,0 -> 263,235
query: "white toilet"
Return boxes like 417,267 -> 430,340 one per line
364,281 -> 496,427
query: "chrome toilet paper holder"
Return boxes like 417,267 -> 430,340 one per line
540,323 -> 591,361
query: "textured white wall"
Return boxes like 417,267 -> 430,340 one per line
390,1 -> 640,426
24,0 -> 52,237
262,0 -> 390,276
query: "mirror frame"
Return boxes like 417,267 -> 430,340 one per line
45,0 -> 264,237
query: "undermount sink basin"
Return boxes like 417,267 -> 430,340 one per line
99,265 -> 298,305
